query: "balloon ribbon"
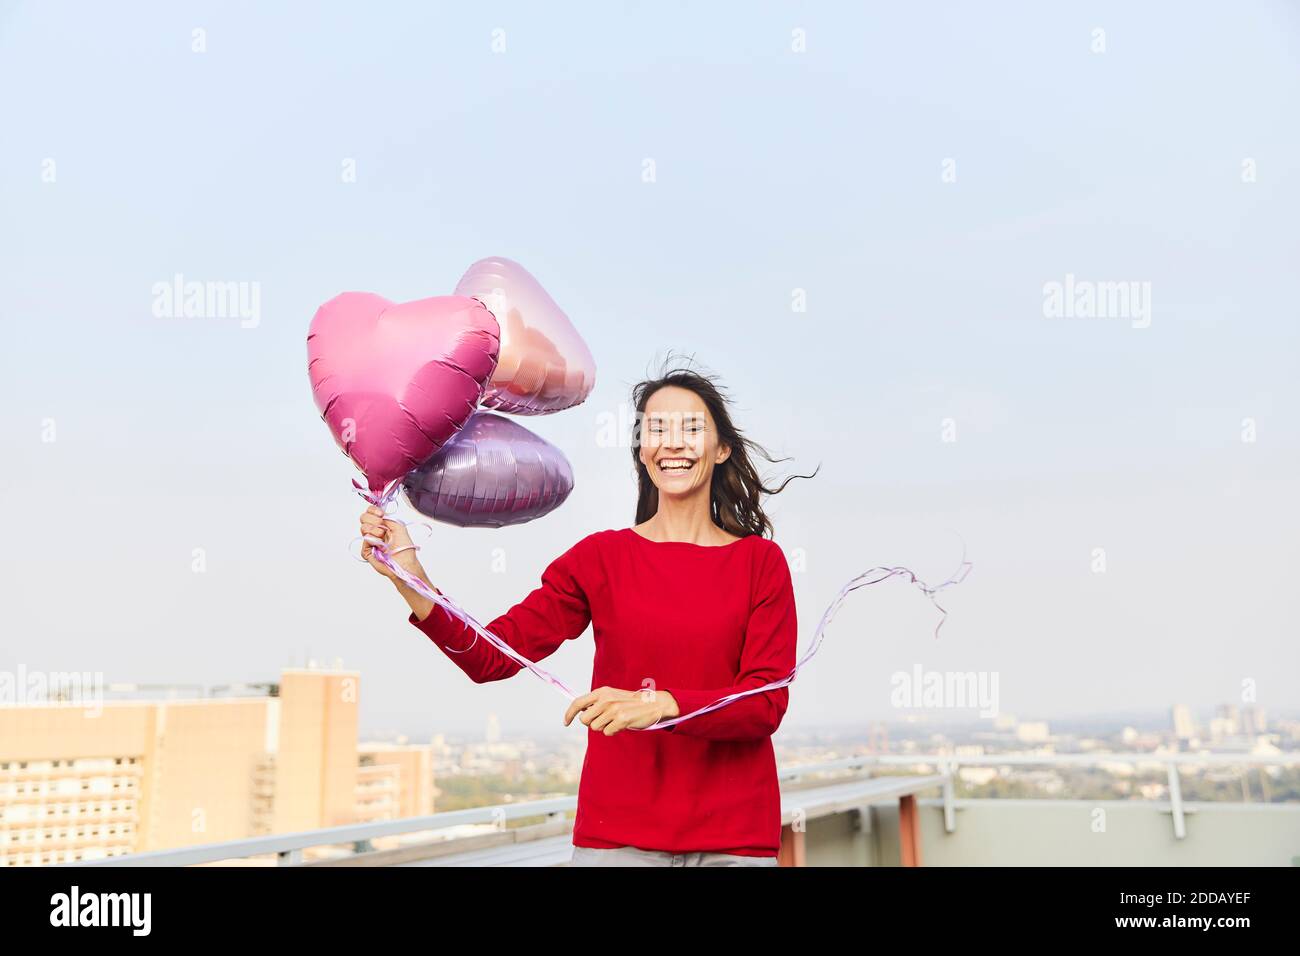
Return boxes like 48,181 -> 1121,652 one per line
356,479 -> 972,732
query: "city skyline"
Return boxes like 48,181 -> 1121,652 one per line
5,660 -> 1293,866
4,663 -> 1292,740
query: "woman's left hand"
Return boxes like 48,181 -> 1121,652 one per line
564,686 -> 679,735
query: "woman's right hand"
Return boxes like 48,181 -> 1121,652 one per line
359,505 -> 418,580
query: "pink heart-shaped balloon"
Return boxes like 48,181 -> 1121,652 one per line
307,292 -> 501,497
455,257 -> 596,415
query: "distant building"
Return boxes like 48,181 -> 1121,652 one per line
1016,722 -> 1050,743
0,668 -> 434,866
1171,704 -> 1196,740
958,767 -> 998,786
357,743 -> 435,823
1214,704 -> 1241,736
1209,717 -> 1237,743
1241,706 -> 1267,738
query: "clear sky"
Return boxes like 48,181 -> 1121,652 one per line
1,1 -> 1297,738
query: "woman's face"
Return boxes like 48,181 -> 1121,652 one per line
637,385 -> 731,501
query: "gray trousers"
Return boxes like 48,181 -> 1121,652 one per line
569,845 -> 779,867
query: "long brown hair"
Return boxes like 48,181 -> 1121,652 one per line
630,357 -> 818,538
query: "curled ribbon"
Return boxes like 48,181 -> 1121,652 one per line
355,480 -> 972,731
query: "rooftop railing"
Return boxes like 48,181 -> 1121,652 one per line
59,751 -> 1300,867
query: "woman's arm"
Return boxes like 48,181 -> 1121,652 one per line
360,508 -> 596,685
410,537 -> 595,684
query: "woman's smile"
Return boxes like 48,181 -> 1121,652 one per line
656,457 -> 696,476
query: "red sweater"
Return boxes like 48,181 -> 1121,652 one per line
408,527 -> 798,856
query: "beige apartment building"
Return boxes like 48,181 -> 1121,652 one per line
0,668 -> 434,866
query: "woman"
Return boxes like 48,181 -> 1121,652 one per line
359,365 -> 811,867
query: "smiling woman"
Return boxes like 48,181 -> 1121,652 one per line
629,367 -> 816,544
360,359 -> 817,865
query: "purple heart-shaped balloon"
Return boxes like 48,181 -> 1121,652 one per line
307,293 -> 501,497
402,412 -> 575,527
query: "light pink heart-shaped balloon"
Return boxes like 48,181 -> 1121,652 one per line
307,292 -> 500,497
455,257 -> 596,415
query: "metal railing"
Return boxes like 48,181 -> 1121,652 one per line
60,751 -> 1300,866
